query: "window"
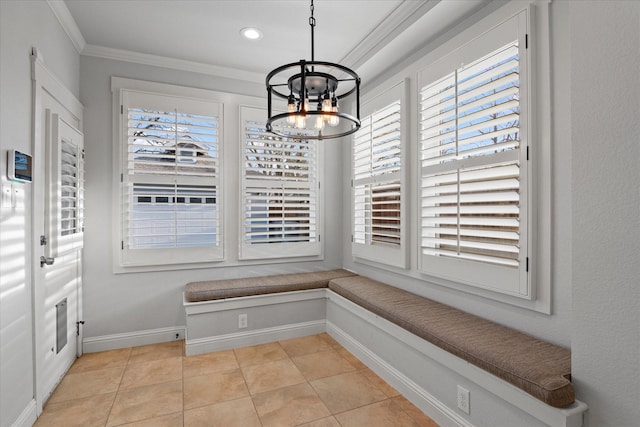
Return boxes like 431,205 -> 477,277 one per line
47,113 -> 85,257
239,106 -> 321,260
418,11 -> 530,297
117,89 -> 222,267
352,81 -> 407,268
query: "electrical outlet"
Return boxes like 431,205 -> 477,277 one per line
457,385 -> 470,414
238,314 -> 248,329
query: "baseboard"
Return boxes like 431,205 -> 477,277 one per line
185,320 -> 326,356
83,326 -> 186,353
11,399 -> 37,427
326,321 -> 472,427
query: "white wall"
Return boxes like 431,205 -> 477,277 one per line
570,2 -> 640,426
79,56 -> 344,341
0,2 -> 80,426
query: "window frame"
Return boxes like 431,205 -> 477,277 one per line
417,8 -> 533,298
238,105 -> 323,260
46,112 -> 85,258
351,80 -> 409,269
112,79 -> 225,270
347,2 -> 552,312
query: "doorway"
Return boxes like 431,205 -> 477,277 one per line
31,50 -> 84,414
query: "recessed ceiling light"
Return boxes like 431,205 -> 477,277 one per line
241,27 -> 263,40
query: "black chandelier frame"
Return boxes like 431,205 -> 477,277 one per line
265,0 -> 361,141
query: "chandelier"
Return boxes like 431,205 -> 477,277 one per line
265,0 -> 361,140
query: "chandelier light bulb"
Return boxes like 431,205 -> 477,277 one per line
296,115 -> 306,129
329,97 -> 339,127
314,99 -> 325,130
287,95 -> 297,125
322,93 -> 332,113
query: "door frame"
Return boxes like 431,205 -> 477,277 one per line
31,48 -> 84,415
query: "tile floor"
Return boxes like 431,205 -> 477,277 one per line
35,333 -> 439,427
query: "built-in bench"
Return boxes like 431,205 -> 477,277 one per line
183,270 -> 587,426
184,269 -> 357,302
329,276 -> 573,409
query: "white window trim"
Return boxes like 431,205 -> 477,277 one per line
351,1 -> 552,313
417,9 -> 530,298
351,79 -> 409,269
111,78 -> 327,273
415,1 -> 551,310
238,105 -> 323,260
112,77 -> 227,271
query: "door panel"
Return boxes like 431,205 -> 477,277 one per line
34,107 -> 84,407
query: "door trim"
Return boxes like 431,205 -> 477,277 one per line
31,48 -> 83,415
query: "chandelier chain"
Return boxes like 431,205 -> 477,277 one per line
309,0 -> 316,62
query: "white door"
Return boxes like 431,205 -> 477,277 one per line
33,109 -> 84,410
31,51 -> 85,414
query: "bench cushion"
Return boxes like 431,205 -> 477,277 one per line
185,269 -> 357,302
329,276 -> 574,408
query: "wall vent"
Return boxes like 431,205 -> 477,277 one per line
56,298 -> 67,354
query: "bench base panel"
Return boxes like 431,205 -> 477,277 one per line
327,292 -> 587,427
184,289 -> 327,356
183,289 -> 587,427
185,320 -> 325,356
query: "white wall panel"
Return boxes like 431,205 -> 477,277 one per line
0,2 -> 80,426
570,2 -> 640,425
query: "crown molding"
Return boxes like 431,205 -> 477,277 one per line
47,0 -> 86,54
81,44 -> 265,83
341,0 -> 440,70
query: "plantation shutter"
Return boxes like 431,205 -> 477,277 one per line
47,113 -> 85,257
352,81 -> 406,268
120,90 -> 222,266
240,106 -> 321,260
60,140 -> 84,236
418,11 -> 530,297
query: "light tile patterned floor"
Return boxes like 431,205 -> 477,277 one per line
35,333 -> 439,427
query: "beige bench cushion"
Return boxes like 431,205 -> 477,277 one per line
329,275 -> 575,408
185,269 -> 357,302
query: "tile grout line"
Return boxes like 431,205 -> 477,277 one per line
233,346 -> 266,427
104,346 -> 132,427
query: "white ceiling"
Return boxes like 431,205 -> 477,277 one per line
60,0 -> 489,84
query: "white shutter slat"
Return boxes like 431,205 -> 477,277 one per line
421,85 -> 520,131
422,216 -> 519,227
126,183 -> 218,250
241,108 -> 319,255
353,97 -> 402,249
421,113 -> 519,150
127,106 -> 219,178
59,140 -> 82,237
353,179 -> 401,246
416,10 -> 533,292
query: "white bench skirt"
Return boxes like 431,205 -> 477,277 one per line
183,289 -> 587,427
